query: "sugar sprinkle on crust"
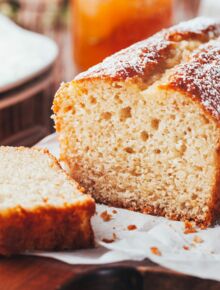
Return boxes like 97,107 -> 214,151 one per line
168,40 -> 220,121
75,18 -> 220,82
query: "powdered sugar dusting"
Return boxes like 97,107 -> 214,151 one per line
170,40 -> 220,120
75,35 -> 171,81
167,17 -> 220,40
75,17 -> 220,82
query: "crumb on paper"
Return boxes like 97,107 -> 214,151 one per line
199,224 -> 207,230
113,232 -> 117,240
184,228 -> 197,234
183,245 -> 190,250
102,233 -> 117,244
193,235 -> 203,244
100,210 -> 112,222
184,221 -> 197,234
127,224 -> 137,231
150,247 -> 162,256
112,209 -> 117,214
102,238 -> 114,243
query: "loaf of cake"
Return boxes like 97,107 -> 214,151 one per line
53,18 -> 220,227
0,147 -> 95,255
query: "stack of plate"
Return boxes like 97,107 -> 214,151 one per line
0,14 -> 58,93
0,14 -> 58,146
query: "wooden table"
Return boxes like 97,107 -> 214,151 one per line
0,255 -> 219,290
1,5 -> 220,290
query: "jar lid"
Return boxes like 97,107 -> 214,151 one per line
0,14 -> 58,93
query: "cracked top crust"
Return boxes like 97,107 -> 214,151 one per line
74,17 -> 220,123
168,40 -> 220,122
75,18 -> 220,82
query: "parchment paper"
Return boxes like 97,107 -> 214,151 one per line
32,134 -> 220,282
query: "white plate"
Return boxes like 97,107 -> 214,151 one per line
0,14 -> 58,93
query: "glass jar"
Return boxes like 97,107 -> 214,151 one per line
72,0 -> 173,72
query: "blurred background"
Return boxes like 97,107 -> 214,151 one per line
0,0 -> 217,146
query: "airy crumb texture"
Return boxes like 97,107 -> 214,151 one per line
53,18 -> 220,227
0,146 -> 95,256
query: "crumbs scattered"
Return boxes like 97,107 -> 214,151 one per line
150,247 -> 162,256
102,233 -> 117,244
184,221 -> 197,234
113,232 -> 117,240
184,228 -> 197,234
193,235 -> 203,244
183,245 -> 190,251
112,209 -> 118,214
127,224 -> 137,231
100,210 -> 112,222
102,238 -> 114,243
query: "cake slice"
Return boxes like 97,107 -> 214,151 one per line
53,18 -> 220,227
0,146 -> 95,255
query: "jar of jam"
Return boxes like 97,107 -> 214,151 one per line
72,0 -> 173,72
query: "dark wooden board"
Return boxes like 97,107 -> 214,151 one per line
0,255 -> 219,290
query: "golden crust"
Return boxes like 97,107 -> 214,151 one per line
93,194 -> 210,228
0,201 -> 95,255
73,17 -> 220,125
75,17 -> 220,82
0,147 -> 95,256
167,40 -> 220,123
207,145 -> 220,226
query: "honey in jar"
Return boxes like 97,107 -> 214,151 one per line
72,0 -> 173,71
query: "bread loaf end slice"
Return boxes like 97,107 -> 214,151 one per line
0,147 -> 95,255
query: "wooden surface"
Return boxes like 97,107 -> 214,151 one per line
0,3 -> 219,290
0,255 -> 219,290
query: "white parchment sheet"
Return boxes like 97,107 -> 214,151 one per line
30,134 -> 220,282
